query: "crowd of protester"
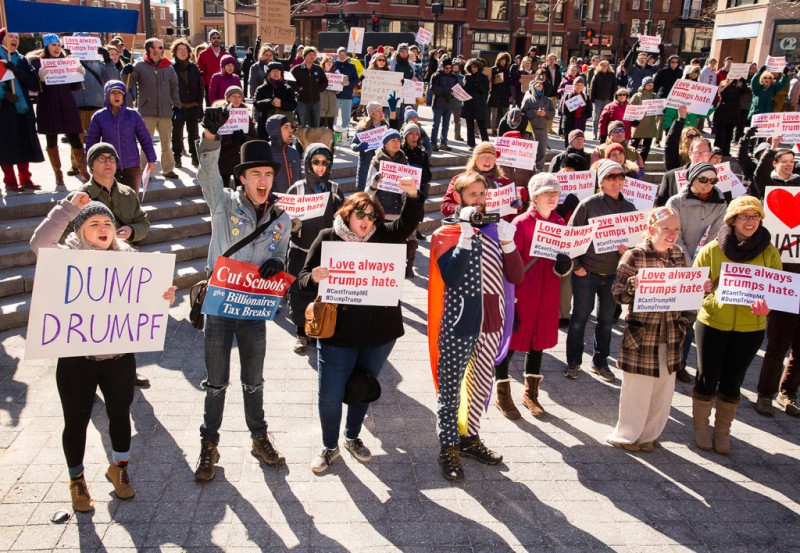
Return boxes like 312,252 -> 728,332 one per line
3,27 -> 799,509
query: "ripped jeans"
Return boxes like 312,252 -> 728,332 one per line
200,315 -> 267,444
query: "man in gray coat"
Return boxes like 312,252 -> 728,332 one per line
521,77 -> 554,171
121,37 -> 180,178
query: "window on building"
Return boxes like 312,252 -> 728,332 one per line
425,0 -> 465,6
393,0 -> 417,4
108,1 -> 116,6
472,30 -> 512,50
632,0 -> 640,10
533,0 -> 564,23
203,1 -> 223,15
681,26 -> 712,51
681,0 -> 702,18
120,2 -> 127,7
91,0 -> 101,5
528,33 -> 564,51
662,0 -> 670,11
726,0 -> 757,6
573,0 -> 595,19
160,7 -> 165,18
630,18 -> 640,36
520,0 -> 528,16
489,0 -> 506,19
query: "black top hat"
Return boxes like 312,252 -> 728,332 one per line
233,140 -> 282,181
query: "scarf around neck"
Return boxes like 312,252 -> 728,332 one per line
717,224 -> 771,263
333,215 -> 376,242
0,48 -> 29,114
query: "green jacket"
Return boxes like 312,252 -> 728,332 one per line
747,69 -> 789,123
693,238 -> 782,332
78,179 -> 150,243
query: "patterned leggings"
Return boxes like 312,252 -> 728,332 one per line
436,330 -> 501,447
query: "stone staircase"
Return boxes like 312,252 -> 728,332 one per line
0,147 -> 476,332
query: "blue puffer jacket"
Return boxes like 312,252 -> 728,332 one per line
265,115 -> 302,194
84,80 -> 157,170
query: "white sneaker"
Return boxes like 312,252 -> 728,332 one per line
311,447 -> 340,474
293,336 -> 308,353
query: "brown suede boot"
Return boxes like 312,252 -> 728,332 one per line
522,374 -> 546,418
69,475 -> 94,512
713,394 -> 740,455
692,388 -> 714,451
494,379 -> 521,420
105,462 -> 135,499
46,147 -> 65,187
73,147 -> 90,182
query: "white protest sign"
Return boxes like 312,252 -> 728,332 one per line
378,161 -> 422,194
451,84 -> 472,102
356,126 -> 387,150
633,267 -> 709,312
274,192 -> 330,221
565,94 -> 586,112
401,79 -> 425,102
320,242 -> 406,306
42,57 -> 84,85
752,112 -> 800,142
216,107 -> 250,135
495,136 -> 537,170
642,98 -> 666,116
637,35 -> 661,53
0,69 -> 13,83
766,55 -> 787,73
361,69 -> 404,106
764,186 -> 800,264
623,177 -> 659,212
141,163 -> 152,202
485,184 -> 518,217
415,26 -> 433,46
347,27 -> 365,54
327,72 -> 344,92
589,211 -> 649,253
665,79 -> 718,116
726,63 -> 751,81
25,249 -> 176,360
718,262 -> 800,314
563,84 -> 573,95
63,36 -> 101,61
623,104 -> 648,121
675,162 -> 738,194
530,221 -> 598,260
555,171 -> 595,204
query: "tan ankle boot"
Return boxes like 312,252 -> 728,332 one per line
106,462 -> 135,499
46,147 -> 65,187
494,379 -> 521,419
692,388 -> 714,451
73,148 -> 90,182
713,395 -> 740,455
522,374 -> 546,418
69,476 -> 94,512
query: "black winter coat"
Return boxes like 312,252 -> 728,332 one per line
297,194 -> 425,348
589,71 -> 617,102
0,52 -> 44,166
488,65 -> 512,108
172,59 -> 203,107
254,80 -> 297,139
430,69 -> 459,110
462,72 -> 489,119
654,66 -> 683,99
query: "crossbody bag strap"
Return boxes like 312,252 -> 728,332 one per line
220,208 -> 279,259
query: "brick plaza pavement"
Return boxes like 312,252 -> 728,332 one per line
1,243 -> 799,552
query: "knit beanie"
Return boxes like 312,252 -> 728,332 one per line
402,123 -> 420,139
404,108 -> 419,122
563,153 -> 587,171
608,120 -> 625,133
597,160 -> 625,182
382,129 -> 401,145
686,162 -> 717,186
72,201 -> 115,232
473,141 -> 499,159
86,142 -> 120,169
42,34 -> 60,48
604,143 -> 626,159
568,129 -> 584,146
225,85 -> 244,100
724,195 -> 765,224
366,101 -> 383,116
527,173 -> 561,198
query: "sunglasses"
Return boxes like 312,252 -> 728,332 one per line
605,173 -> 626,181
695,176 -> 718,185
354,210 -> 378,222
610,128 -> 626,133
311,159 -> 331,167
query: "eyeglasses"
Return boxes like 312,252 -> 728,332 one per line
695,176 -> 718,185
354,209 -> 378,221
686,133 -> 700,139
95,155 -> 117,164
605,173 -> 626,181
610,128 -> 625,133
736,214 -> 761,221
311,159 -> 331,167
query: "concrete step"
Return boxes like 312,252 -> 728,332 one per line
137,214 -> 212,247
0,241 -> 36,271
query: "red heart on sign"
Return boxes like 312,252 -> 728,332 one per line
766,188 -> 800,229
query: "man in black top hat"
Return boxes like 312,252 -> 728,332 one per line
193,107 -> 292,482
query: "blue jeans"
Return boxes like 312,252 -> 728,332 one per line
200,315 -> 267,444
336,99 -> 352,129
296,101 -> 320,128
682,311 -> 698,368
593,100 -> 611,138
566,272 -> 616,369
317,340 -> 395,449
432,107 -> 451,146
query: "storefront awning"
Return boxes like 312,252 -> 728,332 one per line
716,22 -> 760,40
4,0 -> 140,34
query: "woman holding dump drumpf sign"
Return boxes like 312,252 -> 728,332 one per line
607,207 -> 710,452
29,192 -> 176,513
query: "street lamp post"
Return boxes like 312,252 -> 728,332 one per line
431,2 -> 444,50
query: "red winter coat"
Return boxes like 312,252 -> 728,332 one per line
197,46 -> 225,89
597,100 -> 632,141
508,208 -> 564,352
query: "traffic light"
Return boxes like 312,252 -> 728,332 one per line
585,28 -> 597,41
372,15 -> 380,32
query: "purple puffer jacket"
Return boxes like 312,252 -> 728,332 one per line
208,56 -> 242,105
85,80 -> 157,170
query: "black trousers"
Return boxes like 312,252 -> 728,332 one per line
286,245 -> 314,336
695,321 -> 764,399
56,353 -> 136,469
631,137 -> 653,162
714,123 -> 735,156
172,106 -> 200,159
465,117 -> 489,148
46,133 -> 82,149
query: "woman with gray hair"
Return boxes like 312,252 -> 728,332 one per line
494,173 -> 573,419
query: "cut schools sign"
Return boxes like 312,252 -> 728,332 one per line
202,256 -> 294,320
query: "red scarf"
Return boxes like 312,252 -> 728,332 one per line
144,55 -> 171,69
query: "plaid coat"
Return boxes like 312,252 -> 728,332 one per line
612,240 -> 689,377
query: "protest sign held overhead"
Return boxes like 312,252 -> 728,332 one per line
530,221 -> 598,260
717,262 -> 800,314
634,267 -> 709,312
258,0 -> 295,44
25,249 -> 176,360
665,80 -> 717,116
589,211 -> 649,254
726,63 -> 751,81
62,36 -> 101,61
274,192 -> 330,221
202,257 -> 294,320
361,69 -> 403,106
766,55 -> 787,73
495,136 -> 537,170
637,35 -> 661,53
348,27 -> 365,54
764,186 -> 800,263
415,26 -> 432,46
319,242 -> 406,306
555,171 -> 595,204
